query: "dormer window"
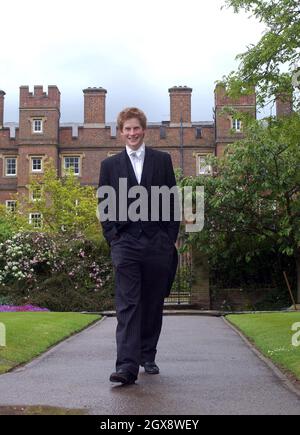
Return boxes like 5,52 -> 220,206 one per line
33,119 -> 43,133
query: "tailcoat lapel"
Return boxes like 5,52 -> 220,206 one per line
118,147 -> 154,190
140,146 -> 154,189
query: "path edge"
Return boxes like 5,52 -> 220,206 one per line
2,316 -> 107,375
222,316 -> 300,399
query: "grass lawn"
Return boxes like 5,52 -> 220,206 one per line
226,312 -> 300,380
0,312 -> 101,374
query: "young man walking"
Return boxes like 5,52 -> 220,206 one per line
98,107 -> 180,385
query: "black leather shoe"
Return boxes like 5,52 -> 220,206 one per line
142,362 -> 160,375
109,370 -> 137,385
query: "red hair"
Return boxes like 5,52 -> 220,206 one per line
117,107 -> 147,131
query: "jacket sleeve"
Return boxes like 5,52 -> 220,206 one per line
164,153 -> 180,243
98,159 -> 118,245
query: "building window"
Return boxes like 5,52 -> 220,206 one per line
29,213 -> 43,228
33,119 -> 43,133
64,156 -> 80,175
197,154 -> 212,176
160,126 -> 166,139
30,186 -> 42,202
31,157 -> 43,173
5,157 -> 17,176
195,127 -> 202,139
232,118 -> 242,132
6,200 -> 17,213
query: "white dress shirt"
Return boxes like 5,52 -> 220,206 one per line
126,143 -> 145,184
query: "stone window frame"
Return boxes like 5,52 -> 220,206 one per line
30,185 -> 43,202
29,212 -> 43,229
3,155 -> 18,177
195,153 -> 213,176
31,117 -> 45,134
231,117 -> 242,133
6,200 -> 17,213
28,155 -> 46,174
60,153 -> 85,177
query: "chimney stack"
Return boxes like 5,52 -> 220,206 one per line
83,87 -> 107,125
0,90 -> 5,128
276,93 -> 293,117
169,86 -> 192,125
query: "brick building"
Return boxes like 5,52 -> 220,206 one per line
1,84 -> 292,308
0,83 -> 258,213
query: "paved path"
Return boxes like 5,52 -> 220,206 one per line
0,316 -> 299,415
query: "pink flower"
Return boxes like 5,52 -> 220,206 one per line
0,305 -> 49,312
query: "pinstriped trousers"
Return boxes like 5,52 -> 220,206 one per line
110,230 -> 174,376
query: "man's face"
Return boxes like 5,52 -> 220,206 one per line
121,118 -> 145,150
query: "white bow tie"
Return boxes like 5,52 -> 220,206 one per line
129,150 -> 144,184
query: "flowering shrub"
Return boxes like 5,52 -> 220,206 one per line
0,232 -> 57,285
0,305 -> 49,312
55,233 -> 112,293
0,232 -> 113,311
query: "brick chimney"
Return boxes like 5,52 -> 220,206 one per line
169,86 -> 192,125
276,93 -> 293,117
0,90 -> 5,128
83,87 -> 107,125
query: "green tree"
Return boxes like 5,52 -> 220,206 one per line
183,113 -> 300,302
0,204 -> 29,243
0,205 -> 16,242
14,159 -> 102,240
223,0 -> 300,106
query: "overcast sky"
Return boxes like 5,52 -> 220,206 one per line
1,0 -> 266,123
